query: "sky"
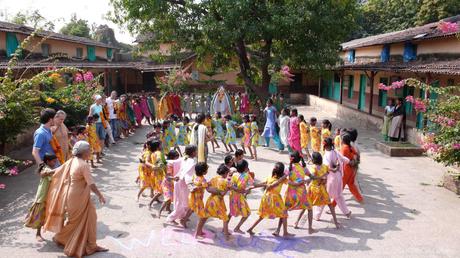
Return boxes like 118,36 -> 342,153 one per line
0,0 -> 135,44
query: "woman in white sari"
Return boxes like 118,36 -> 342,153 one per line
190,114 -> 208,163
388,98 -> 405,141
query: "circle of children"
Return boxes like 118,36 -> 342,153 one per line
136,89 -> 364,240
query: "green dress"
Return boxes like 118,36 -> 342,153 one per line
24,166 -> 53,229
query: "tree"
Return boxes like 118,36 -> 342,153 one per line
60,14 -> 91,38
109,0 -> 358,99
10,10 -> 55,30
416,0 -> 460,26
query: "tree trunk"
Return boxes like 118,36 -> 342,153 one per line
234,39 -> 269,100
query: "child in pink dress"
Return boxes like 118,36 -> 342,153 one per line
228,159 -> 254,233
158,150 -> 181,218
132,98 -> 143,126
288,109 -> 302,152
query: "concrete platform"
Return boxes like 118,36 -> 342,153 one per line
375,141 -> 425,157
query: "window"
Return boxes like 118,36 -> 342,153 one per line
381,44 -> 390,62
76,48 -> 83,58
378,77 -> 389,107
347,50 -> 355,63
403,42 -> 417,62
41,44 -> 50,57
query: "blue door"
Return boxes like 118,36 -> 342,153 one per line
358,75 -> 366,111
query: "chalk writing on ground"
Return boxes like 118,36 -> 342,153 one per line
109,227 -> 310,258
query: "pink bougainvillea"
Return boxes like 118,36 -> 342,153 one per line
75,73 -> 83,83
405,95 -> 414,103
438,21 -> 459,34
452,143 -> 460,150
83,71 -> 94,82
280,65 -> 295,82
378,80 -> 406,91
0,183 -> 5,189
405,95 -> 427,113
8,166 -> 18,176
434,116 -> 457,127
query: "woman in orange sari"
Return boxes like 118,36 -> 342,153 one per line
44,141 -> 108,258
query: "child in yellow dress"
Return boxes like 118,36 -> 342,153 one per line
86,115 -> 101,167
250,115 -> 260,161
334,128 -> 342,152
310,117 -> 321,153
228,160 -> 254,233
137,141 -> 154,201
308,152 -> 339,229
147,140 -> 166,206
195,164 -> 232,239
247,162 -> 294,238
321,119 -> 332,152
299,115 -> 311,160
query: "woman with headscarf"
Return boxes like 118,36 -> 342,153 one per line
44,141 -> 108,258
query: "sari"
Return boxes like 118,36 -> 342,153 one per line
44,157 -> 99,258
54,124 -> 70,161
191,124 -> 207,163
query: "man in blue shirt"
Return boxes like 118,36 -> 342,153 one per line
32,108 -> 56,165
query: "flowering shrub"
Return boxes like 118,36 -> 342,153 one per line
438,21 -> 458,34
405,78 -> 460,167
41,73 -> 103,127
157,68 -> 191,94
378,80 -> 405,91
270,65 -> 295,84
0,155 -> 22,176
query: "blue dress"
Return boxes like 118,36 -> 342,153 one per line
225,120 -> 237,145
213,119 -> 225,140
261,106 -> 278,138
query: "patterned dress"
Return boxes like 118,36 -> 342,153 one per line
307,164 -> 330,206
284,163 -> 311,210
225,120 -> 237,145
300,121 -> 310,149
188,175 -> 208,218
288,116 -> 301,152
251,121 -> 260,146
258,176 -> 288,219
139,150 -> 154,189
176,122 -> 187,146
204,176 -> 230,221
310,126 -> 321,152
162,161 -> 175,201
321,128 -> 331,152
241,122 -> 252,147
163,125 -> 175,152
151,150 -> 165,194
213,119 -> 225,140
229,172 -> 254,217
86,124 -> 101,155
24,166 -> 53,228
334,135 -> 342,151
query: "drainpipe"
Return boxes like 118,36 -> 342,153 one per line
367,71 -> 377,115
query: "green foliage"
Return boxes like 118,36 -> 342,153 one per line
406,79 -> 460,167
355,0 -> 460,38
109,0 -> 358,98
10,10 -> 55,30
0,155 -> 21,175
60,14 -> 91,38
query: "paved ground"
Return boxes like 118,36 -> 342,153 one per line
1,105 -> 460,258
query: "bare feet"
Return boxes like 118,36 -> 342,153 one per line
247,230 -> 255,236
234,228 -> 244,234
335,222 -> 341,229
95,246 -> 109,252
283,233 -> 295,238
293,223 -> 300,229
36,235 -> 45,242
272,231 -> 280,237
308,228 -> 319,235
167,220 -> 179,225
346,211 -> 352,219
179,219 -> 188,228
194,231 -> 206,238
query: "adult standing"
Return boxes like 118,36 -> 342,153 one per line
32,108 -> 57,165
190,114 -> 208,163
388,98 -> 405,141
106,91 -> 120,140
288,109 -> 302,153
52,110 -> 71,161
89,95 -> 106,151
102,95 -> 116,145
261,99 -> 283,150
166,145 -> 197,226
44,141 -> 107,257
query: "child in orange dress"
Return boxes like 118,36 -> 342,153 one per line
147,140 -> 166,206
247,162 -> 294,238
310,117 -> 321,153
196,164 -> 232,239
299,115 -> 311,160
308,152 -> 339,229
190,162 -> 215,237
137,141 -> 154,201
157,150 -> 180,218
239,115 -> 253,158
228,160 -> 254,233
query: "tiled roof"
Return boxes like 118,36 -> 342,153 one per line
338,60 -> 460,75
342,15 -> 460,50
0,21 -> 118,49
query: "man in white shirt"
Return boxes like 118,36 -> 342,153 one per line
106,91 -> 120,140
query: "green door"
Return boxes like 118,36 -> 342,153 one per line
333,75 -> 341,101
358,74 -> 366,111
416,89 -> 425,129
87,46 -> 96,61
6,32 -> 19,57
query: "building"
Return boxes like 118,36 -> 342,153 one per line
0,21 -> 180,94
318,15 -> 460,129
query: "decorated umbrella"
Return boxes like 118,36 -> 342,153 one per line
210,86 -> 233,116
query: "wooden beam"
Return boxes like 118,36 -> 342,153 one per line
368,71 -> 377,115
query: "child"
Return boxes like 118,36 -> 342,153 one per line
86,115 -> 101,167
234,149 -> 244,164
24,153 -> 57,242
310,117 -> 321,153
146,123 -> 162,140
250,115 -> 260,161
340,133 -> 364,203
158,150 -> 180,218
133,98 -> 143,127
228,160 -> 254,233
224,115 -> 238,152
214,112 -> 229,152
176,116 -> 189,148
69,127 -> 79,148
206,113 -> 219,153
281,151 -> 316,234
162,120 -> 174,153
240,115 -> 253,158
147,140 -> 166,206
321,119 -> 332,152
334,128 -> 342,152
247,162 -> 293,238
189,162 -> 209,227
196,164 -> 232,239
224,155 -> 237,177
299,115 -> 311,160
315,138 -> 351,220
137,140 -> 155,201
279,109 -> 290,152
307,152 -> 340,229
